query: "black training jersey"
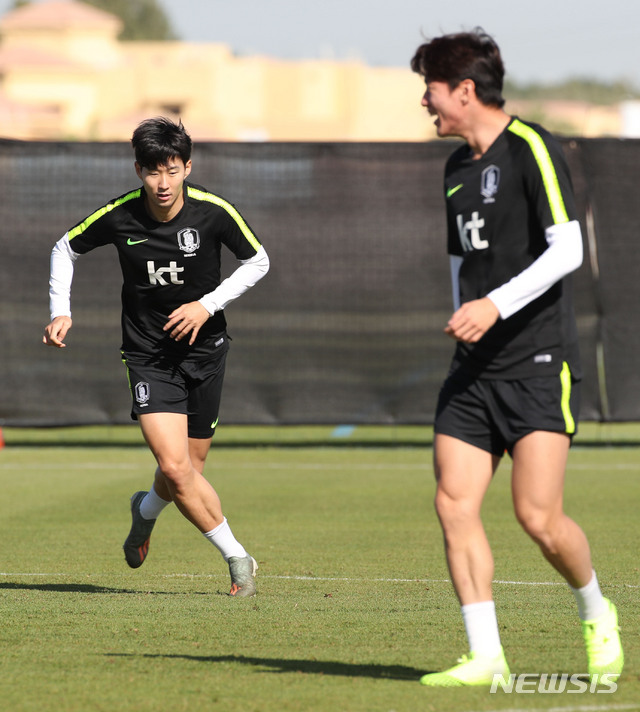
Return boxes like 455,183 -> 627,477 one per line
67,181 -> 262,360
444,116 -> 581,379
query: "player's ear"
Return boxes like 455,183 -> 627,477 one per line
458,78 -> 476,105
184,159 -> 192,178
134,162 -> 143,180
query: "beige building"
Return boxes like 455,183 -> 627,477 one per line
0,0 -> 431,141
0,0 -> 623,141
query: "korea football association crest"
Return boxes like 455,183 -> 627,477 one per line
134,381 -> 150,407
177,227 -> 200,256
480,165 -> 500,203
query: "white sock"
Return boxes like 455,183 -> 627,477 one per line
203,517 -> 247,561
461,600 -> 503,657
570,569 -> 608,621
139,485 -> 171,520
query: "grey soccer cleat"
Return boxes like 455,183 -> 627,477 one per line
123,491 -> 156,568
228,554 -> 258,597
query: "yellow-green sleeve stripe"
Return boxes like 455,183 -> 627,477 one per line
68,189 -> 141,241
188,186 -> 261,252
508,119 -> 569,225
560,361 -> 576,434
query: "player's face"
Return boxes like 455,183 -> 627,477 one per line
136,157 -> 192,221
421,80 -> 465,138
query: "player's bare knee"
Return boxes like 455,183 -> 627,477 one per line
435,489 -> 478,531
516,509 -> 558,551
157,459 -> 192,488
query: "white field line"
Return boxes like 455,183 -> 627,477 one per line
0,461 -> 431,471
466,705 -> 640,712
0,463 -> 143,471
165,575 -> 640,588
1,460 -> 639,472
2,572 -> 636,589
0,572 -> 69,577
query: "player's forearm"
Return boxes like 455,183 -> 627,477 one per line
49,234 -> 79,319
198,246 -> 270,315
487,220 -> 583,320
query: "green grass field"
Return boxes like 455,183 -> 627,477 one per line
0,426 -> 638,712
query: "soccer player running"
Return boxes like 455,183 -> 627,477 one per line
43,117 -> 269,597
411,30 -> 623,685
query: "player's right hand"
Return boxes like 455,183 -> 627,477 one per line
444,297 -> 499,343
43,315 -> 73,348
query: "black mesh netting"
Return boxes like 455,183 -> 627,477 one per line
0,138 -> 635,426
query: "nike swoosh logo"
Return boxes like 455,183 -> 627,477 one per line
127,238 -> 148,246
446,184 -> 463,198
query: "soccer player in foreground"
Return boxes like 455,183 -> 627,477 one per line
411,30 -> 623,685
43,117 -> 268,597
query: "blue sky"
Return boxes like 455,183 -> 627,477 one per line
1,0 -> 638,86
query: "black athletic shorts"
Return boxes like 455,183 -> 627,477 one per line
434,362 -> 580,457
121,333 -> 229,439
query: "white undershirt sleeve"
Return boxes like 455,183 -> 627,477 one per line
198,245 -> 270,315
49,233 -> 80,319
487,219 -> 583,320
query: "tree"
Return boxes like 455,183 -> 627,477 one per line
504,78 -> 640,105
84,0 -> 178,41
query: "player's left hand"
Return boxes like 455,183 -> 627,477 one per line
164,301 -> 210,345
444,297 -> 500,343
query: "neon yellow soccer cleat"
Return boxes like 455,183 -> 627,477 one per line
582,598 -> 624,679
420,648 -> 510,687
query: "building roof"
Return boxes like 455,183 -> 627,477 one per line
0,1 -> 122,33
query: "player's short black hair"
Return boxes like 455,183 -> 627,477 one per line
131,117 -> 192,169
410,28 -> 505,108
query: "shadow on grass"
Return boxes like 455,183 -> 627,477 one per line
0,582 -> 208,595
107,652 -> 427,681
